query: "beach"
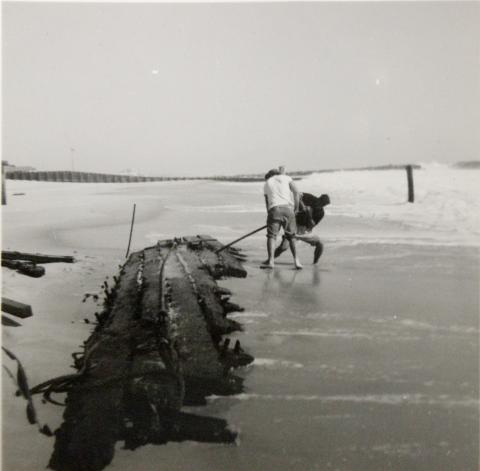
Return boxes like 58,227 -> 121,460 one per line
2,166 -> 479,471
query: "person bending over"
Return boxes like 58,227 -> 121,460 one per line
262,169 -> 302,270
274,192 -> 330,264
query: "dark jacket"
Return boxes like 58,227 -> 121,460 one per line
296,193 -> 330,230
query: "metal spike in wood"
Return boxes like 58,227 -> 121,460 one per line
221,338 -> 231,354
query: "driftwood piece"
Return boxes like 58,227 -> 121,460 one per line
2,259 -> 45,278
2,315 -> 22,327
1,297 -> 33,318
2,251 -> 75,264
48,236 -> 252,471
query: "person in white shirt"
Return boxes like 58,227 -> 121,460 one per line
262,169 -> 302,269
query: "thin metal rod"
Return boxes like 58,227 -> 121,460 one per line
125,203 -> 136,258
215,224 -> 267,254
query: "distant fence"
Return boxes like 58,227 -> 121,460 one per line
5,171 -> 193,183
5,170 -> 268,183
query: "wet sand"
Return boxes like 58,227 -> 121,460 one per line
2,180 -> 479,471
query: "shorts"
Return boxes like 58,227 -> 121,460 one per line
266,205 -> 297,240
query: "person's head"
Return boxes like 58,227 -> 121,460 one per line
264,168 -> 280,180
318,194 -> 330,207
310,194 -> 330,226
298,194 -> 329,228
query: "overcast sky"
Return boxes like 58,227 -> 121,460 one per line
2,1 -> 479,176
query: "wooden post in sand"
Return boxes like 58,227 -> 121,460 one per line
406,165 -> 415,203
2,162 -> 6,205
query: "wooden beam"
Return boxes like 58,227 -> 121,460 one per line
2,259 -> 45,278
1,298 -> 33,318
2,251 -> 75,264
2,315 -> 22,327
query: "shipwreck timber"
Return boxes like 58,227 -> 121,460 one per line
48,235 -> 253,471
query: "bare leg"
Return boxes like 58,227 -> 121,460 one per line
296,234 -> 323,264
287,237 -> 302,269
295,234 -> 319,246
261,237 -> 276,268
274,236 -> 289,259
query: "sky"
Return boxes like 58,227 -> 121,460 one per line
2,1 -> 479,177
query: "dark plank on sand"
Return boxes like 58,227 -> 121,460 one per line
2,315 -> 22,327
2,251 -> 75,264
1,298 -> 33,318
2,259 -> 46,277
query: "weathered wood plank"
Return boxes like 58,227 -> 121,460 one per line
123,327 -> 184,449
2,259 -> 45,278
105,251 -> 142,334
177,247 -> 241,337
49,253 -> 143,471
123,246 -> 184,448
168,245 -> 250,404
1,297 -> 33,318
2,251 -> 75,264
49,337 -> 132,471
182,235 -> 201,244
139,246 -> 162,323
2,315 -> 22,327
166,252 -> 225,380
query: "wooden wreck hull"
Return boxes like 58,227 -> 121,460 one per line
49,235 -> 253,471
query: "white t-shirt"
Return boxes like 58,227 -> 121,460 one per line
263,174 -> 294,210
